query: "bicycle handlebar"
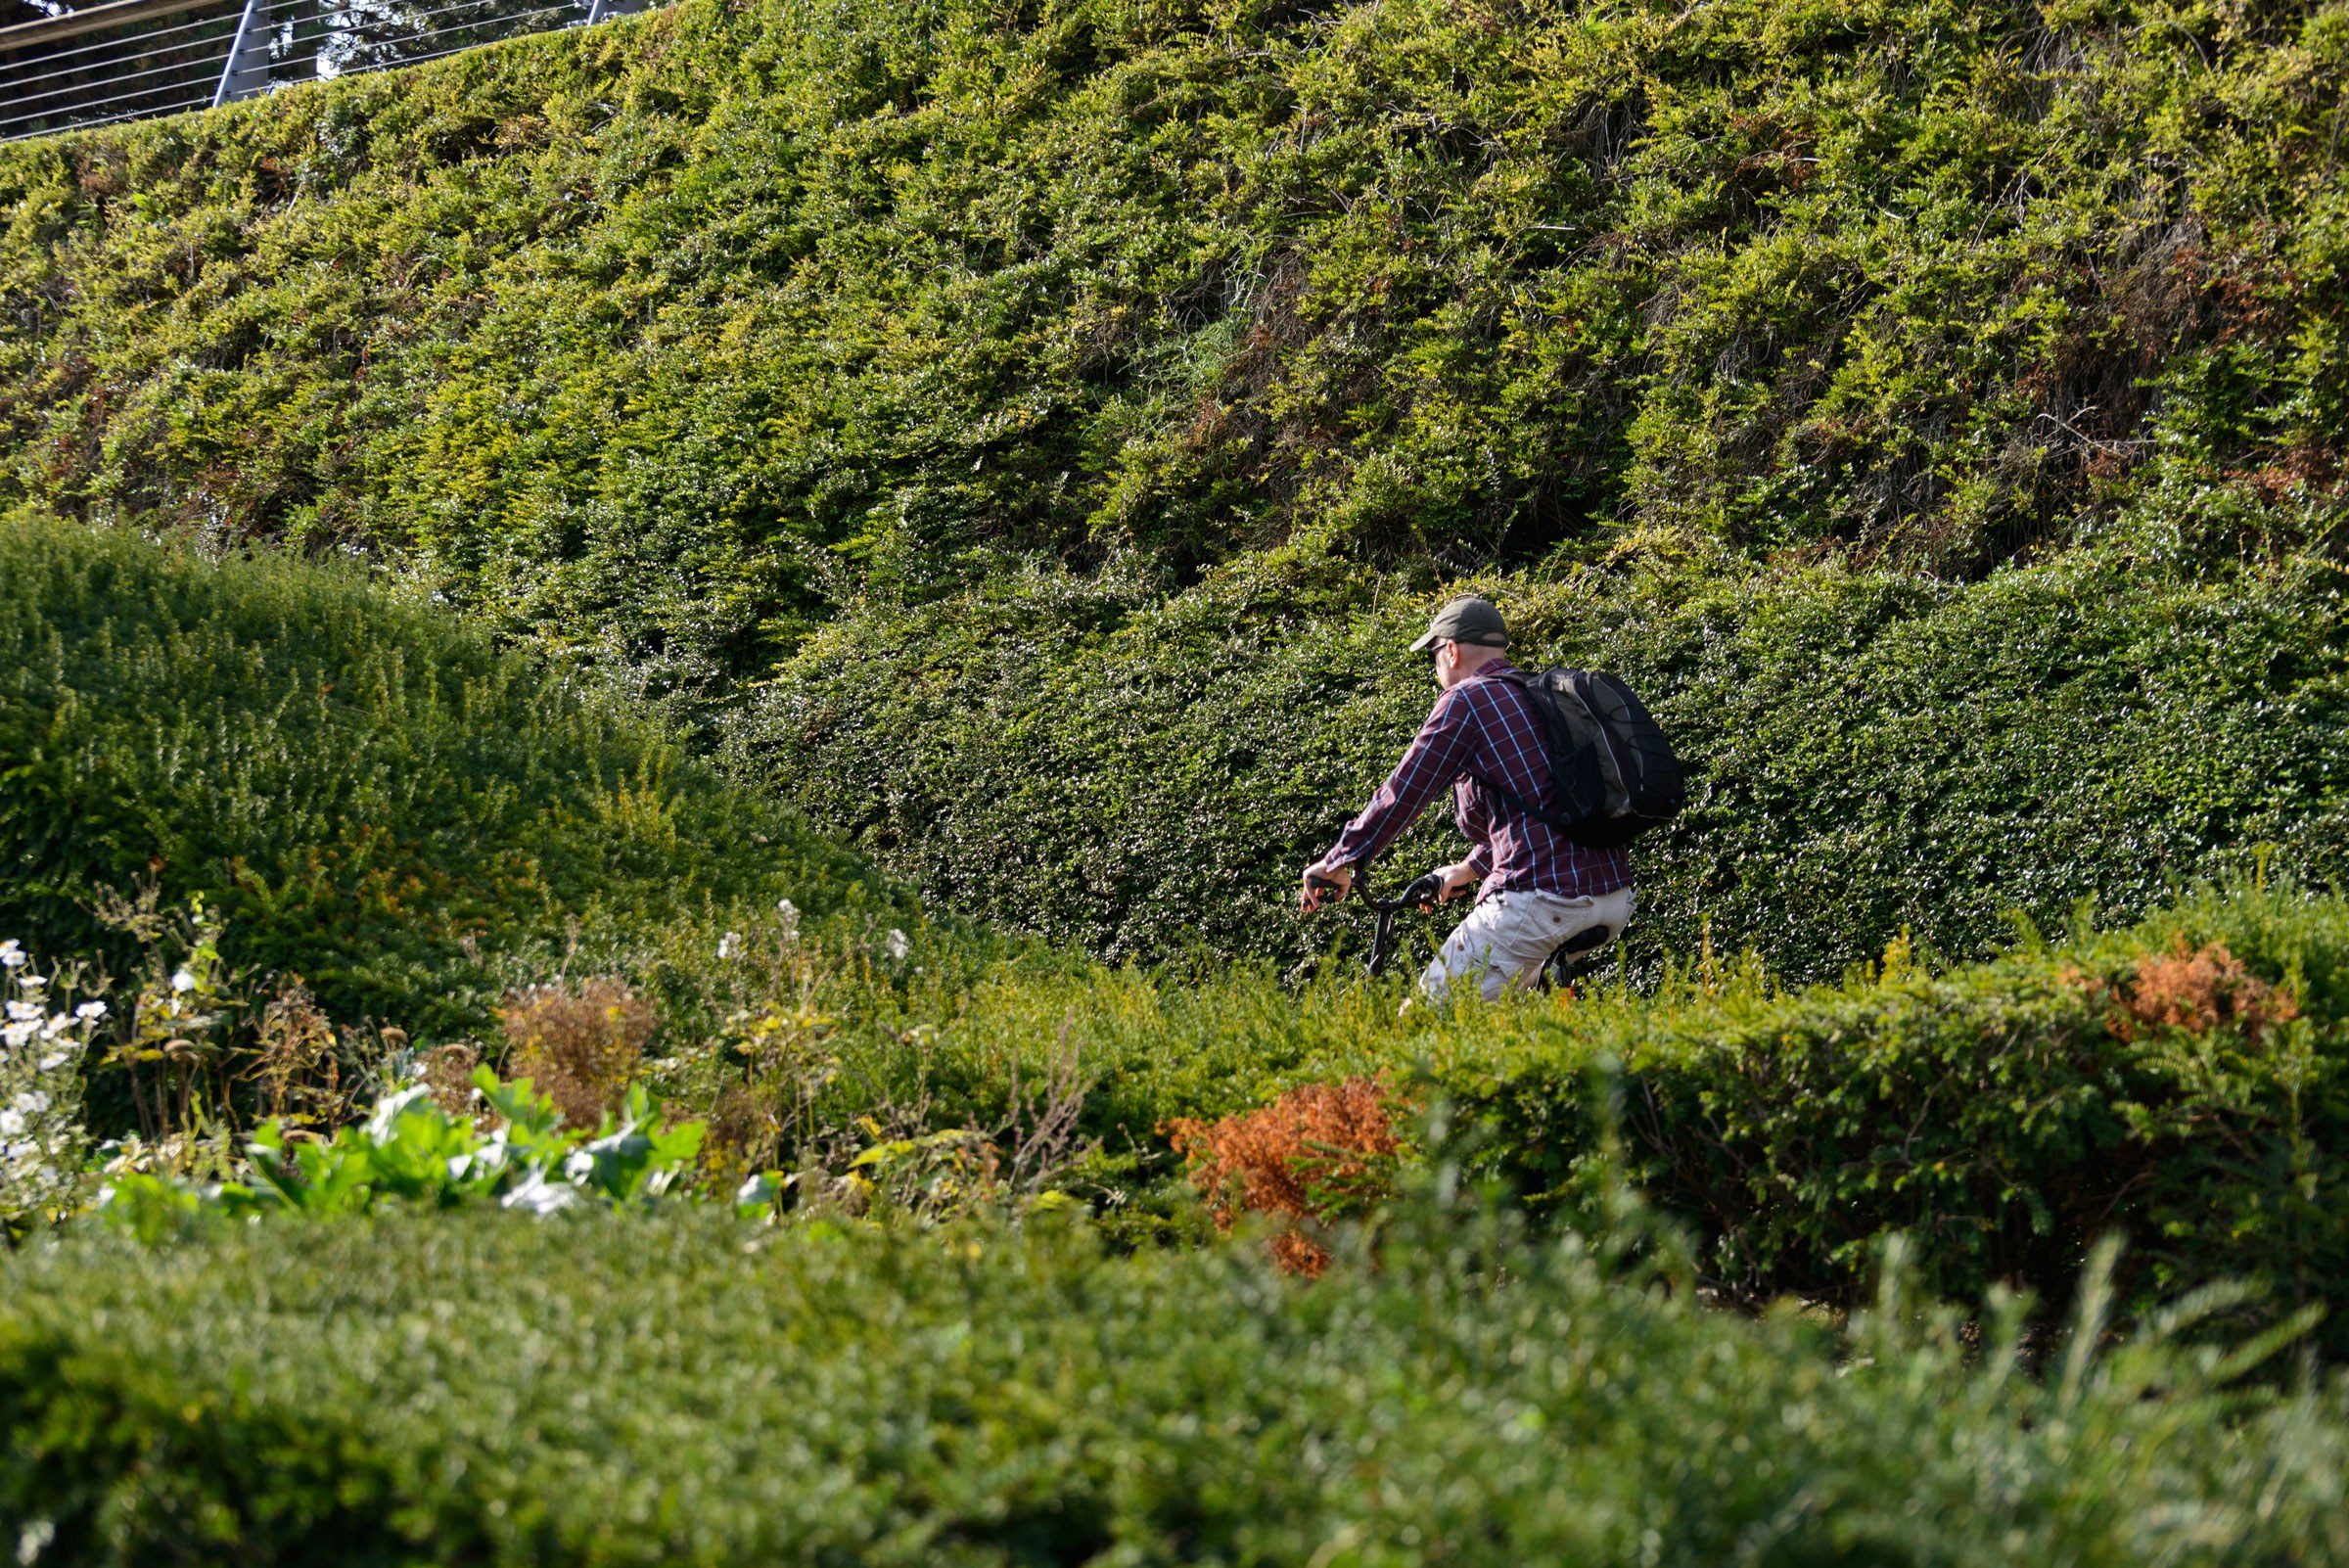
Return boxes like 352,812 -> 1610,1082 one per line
1305,869 -> 1449,912
1308,866 -> 1453,977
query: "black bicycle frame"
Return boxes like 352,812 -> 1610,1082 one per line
1307,869 -> 1448,978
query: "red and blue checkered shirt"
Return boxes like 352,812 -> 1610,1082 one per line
1324,660 -> 1635,903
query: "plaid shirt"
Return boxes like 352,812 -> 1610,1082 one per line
1324,660 -> 1634,902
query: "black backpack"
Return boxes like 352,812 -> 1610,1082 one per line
1476,668 -> 1685,848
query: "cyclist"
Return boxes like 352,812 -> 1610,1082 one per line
1300,596 -> 1635,1001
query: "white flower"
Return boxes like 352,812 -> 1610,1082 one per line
363,1084 -> 437,1140
170,970 -> 197,993
2,1022 -> 33,1049
776,899 -> 798,919
4,1000 -> 38,1023
13,1090 -> 48,1115
883,928 -> 909,962
75,1000 -> 107,1021
0,1112 -> 23,1137
716,931 -> 745,961
0,939 -> 22,968
502,1170 -> 580,1215
36,1051 -> 68,1071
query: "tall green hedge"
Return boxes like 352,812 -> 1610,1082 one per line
3,0 -> 2344,982
5,1207 -> 2346,1566
739,533 -> 2349,978
0,515 -> 892,1033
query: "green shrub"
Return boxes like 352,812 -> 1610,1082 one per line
3,1204 -> 2344,1566
0,515 -> 895,1036
0,0 -> 2340,685
740,539 -> 2349,980
703,884 -> 2349,1348
1429,884 -> 2349,1348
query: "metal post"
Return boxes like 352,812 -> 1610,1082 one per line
290,0 -> 323,85
584,0 -> 647,24
211,0 -> 271,106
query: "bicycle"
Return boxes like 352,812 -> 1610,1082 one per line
1305,866 -> 1623,990
1303,868 -> 1448,978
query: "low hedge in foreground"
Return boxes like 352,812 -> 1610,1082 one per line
4,1207 -> 2346,1567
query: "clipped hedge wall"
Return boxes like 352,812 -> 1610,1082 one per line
1429,884 -> 2349,1344
5,0 -> 2344,999
741,535 -> 2349,979
0,514 -> 893,1034
5,1207 -> 2347,1565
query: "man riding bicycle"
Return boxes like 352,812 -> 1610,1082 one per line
1300,595 -> 1635,1001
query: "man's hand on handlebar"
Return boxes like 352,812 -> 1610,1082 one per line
1300,860 -> 1354,913
1427,861 -> 1478,906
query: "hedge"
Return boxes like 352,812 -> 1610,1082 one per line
4,0 -> 2343,994
3,1206 -> 2345,1565
739,535 -> 2349,981
0,0 -> 2340,690
0,514 -> 895,1036
707,883 -> 2349,1350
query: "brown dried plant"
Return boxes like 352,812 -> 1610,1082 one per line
1164,1077 -> 1411,1278
2098,937 -> 2299,1043
246,979 -> 345,1130
421,1042 -> 486,1122
497,980 -> 659,1130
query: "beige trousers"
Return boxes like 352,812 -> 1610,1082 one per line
1418,886 -> 1636,1003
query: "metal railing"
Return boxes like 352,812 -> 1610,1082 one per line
0,0 -> 650,142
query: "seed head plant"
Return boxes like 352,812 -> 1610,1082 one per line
92,891 -> 242,1165
248,978 -> 350,1131
498,980 -> 659,1130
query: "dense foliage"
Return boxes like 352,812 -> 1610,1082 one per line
0,515 -> 892,1035
5,1203 -> 2346,1566
745,536 -> 2349,976
1,0 -> 2341,666
4,9 -> 2346,1551
575,882 -> 2335,1346
1435,883 -> 2349,1338
2,0 -> 2345,969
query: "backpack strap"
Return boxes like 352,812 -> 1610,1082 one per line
1466,769 -> 1577,834
1457,669 -> 1578,833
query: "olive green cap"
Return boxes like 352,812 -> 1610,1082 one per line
1407,595 -> 1509,653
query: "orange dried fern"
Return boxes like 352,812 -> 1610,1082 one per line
2070,936 -> 2299,1042
1164,1077 -> 1411,1277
